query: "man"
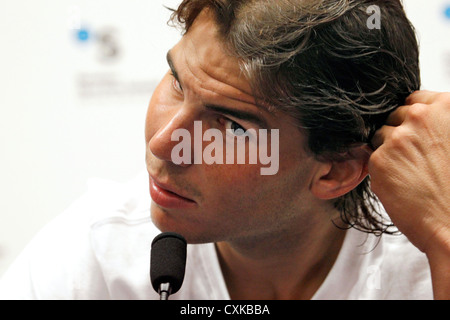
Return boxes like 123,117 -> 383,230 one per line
0,0 -> 448,299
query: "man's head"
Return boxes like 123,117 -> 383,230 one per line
145,0 -> 419,242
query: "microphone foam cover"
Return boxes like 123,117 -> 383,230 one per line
150,232 -> 187,295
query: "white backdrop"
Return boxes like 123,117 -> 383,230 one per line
0,0 -> 182,275
0,0 -> 449,276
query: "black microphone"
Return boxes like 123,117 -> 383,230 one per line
150,232 -> 187,300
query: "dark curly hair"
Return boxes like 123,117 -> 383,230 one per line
168,0 -> 420,235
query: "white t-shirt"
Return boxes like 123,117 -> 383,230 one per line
0,172 -> 433,300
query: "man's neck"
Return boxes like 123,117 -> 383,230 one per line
215,221 -> 347,300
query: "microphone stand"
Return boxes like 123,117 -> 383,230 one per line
158,282 -> 172,300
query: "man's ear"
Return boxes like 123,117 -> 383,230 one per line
310,145 -> 373,200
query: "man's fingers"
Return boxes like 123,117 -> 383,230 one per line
386,90 -> 437,127
371,125 -> 395,150
386,89 -> 443,127
375,104 -> 413,148
386,105 -> 409,126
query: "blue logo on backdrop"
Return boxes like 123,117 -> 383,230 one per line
76,29 -> 90,42
445,5 -> 450,19
72,26 -> 121,63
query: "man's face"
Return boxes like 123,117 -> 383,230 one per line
145,10 -> 325,244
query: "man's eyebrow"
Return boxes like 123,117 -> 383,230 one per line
166,51 -> 267,128
206,104 -> 268,129
166,50 -> 181,85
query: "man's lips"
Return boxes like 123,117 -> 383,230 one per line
149,176 -> 197,209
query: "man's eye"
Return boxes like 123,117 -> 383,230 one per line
172,78 -> 183,93
169,72 -> 183,93
225,120 -> 246,136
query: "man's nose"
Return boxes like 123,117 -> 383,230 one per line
149,110 -> 195,166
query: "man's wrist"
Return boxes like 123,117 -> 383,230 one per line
424,225 -> 450,300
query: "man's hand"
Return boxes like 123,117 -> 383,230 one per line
369,90 -> 450,299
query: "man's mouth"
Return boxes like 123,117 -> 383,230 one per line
149,176 -> 197,209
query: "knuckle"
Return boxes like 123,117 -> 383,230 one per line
407,103 -> 428,121
389,127 -> 405,147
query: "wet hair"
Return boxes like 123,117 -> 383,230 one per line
169,0 -> 420,235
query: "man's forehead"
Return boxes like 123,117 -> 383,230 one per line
171,9 -> 255,102
182,10 -> 241,73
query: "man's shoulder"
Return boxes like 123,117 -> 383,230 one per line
314,228 -> 433,300
345,229 -> 432,299
0,171 -> 159,299
18,171 -> 154,253
63,171 -> 151,226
